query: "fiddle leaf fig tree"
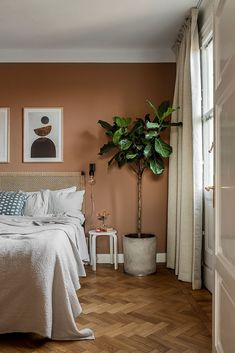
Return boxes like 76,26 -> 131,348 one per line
98,100 -> 180,238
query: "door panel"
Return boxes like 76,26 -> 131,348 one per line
218,276 -> 235,353
214,0 -> 235,351
216,0 -> 235,80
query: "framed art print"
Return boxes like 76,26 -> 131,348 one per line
0,108 -> 10,163
23,108 -> 63,162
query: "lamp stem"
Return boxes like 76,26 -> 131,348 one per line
90,182 -> 95,228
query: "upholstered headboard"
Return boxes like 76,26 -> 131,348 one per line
0,172 -> 85,192
0,171 -> 86,213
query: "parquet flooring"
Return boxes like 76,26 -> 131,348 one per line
0,265 -> 212,353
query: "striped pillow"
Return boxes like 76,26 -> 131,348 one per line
0,192 -> 28,216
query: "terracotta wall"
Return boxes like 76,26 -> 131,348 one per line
0,63 -> 175,254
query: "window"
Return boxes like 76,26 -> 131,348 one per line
202,37 -> 213,115
201,33 -> 214,293
201,36 -> 214,188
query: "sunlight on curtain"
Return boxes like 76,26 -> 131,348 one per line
167,8 -> 203,290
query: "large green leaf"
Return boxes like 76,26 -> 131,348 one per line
145,131 -> 158,140
146,100 -> 160,120
154,138 -> 172,157
135,144 -> 143,150
119,139 -> 132,150
113,128 -> 124,145
129,119 -> 144,137
108,152 -> 120,166
161,107 -> 176,121
144,144 -> 153,158
105,130 -> 114,136
115,152 -> 126,167
114,116 -> 131,128
126,152 -> 138,159
98,120 -> 112,131
158,101 -> 170,118
144,114 -> 150,122
133,119 -> 145,135
135,126 -> 144,136
149,158 -> 164,175
99,141 -> 116,155
146,121 -> 160,129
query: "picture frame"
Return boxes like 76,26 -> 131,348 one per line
23,107 -> 63,163
0,108 -> 10,163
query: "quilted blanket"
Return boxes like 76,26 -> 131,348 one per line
0,215 -> 94,340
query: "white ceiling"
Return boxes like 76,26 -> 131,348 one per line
0,0 -> 199,62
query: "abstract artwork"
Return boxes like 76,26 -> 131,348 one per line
23,108 -> 63,162
0,108 -> 10,163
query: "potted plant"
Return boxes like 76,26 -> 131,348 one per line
98,100 -> 180,276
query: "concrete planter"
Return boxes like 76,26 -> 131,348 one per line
123,234 -> 157,276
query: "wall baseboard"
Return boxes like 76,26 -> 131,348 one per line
96,253 -> 166,264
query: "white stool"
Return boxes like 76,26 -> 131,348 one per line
88,229 -> 118,271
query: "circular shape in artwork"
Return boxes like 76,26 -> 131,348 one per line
41,116 -> 49,125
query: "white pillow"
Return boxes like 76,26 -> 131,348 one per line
47,186 -> 77,214
50,186 -> 77,194
49,190 -> 85,215
22,190 -> 50,217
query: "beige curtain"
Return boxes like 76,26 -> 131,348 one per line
167,8 -> 202,290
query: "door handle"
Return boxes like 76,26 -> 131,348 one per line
205,185 -> 215,192
205,185 -> 215,208
208,142 -> 214,153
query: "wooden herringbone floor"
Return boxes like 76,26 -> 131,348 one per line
0,265 -> 212,353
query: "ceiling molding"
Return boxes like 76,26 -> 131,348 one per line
0,48 -> 176,63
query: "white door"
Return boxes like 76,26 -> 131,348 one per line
202,36 -> 214,293
214,0 -> 235,352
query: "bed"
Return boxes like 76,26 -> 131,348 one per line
0,172 -> 94,341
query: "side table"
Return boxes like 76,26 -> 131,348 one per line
88,229 -> 118,271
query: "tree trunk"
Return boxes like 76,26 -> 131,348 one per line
137,173 -> 142,237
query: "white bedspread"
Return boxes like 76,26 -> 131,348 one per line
0,215 -> 94,340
